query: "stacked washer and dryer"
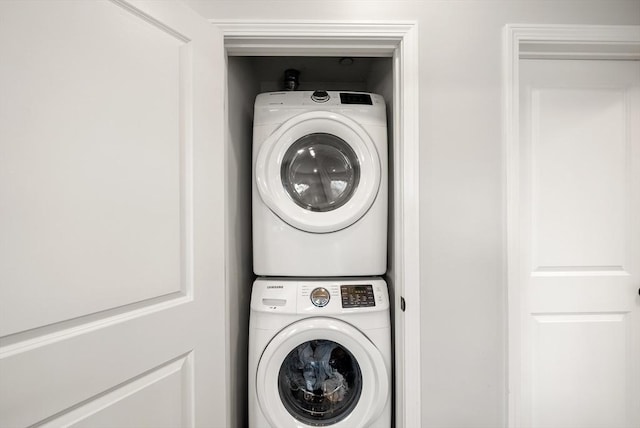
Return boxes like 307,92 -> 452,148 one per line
249,89 -> 392,428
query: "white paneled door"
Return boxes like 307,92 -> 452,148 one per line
0,1 -> 225,426
517,58 -> 640,427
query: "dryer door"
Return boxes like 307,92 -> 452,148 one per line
255,318 -> 389,428
255,111 -> 381,233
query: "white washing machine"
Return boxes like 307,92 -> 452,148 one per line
252,91 -> 388,276
249,277 -> 391,428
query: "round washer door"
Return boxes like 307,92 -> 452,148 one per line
256,111 -> 381,233
256,318 -> 389,428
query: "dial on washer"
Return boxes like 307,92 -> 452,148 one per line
310,287 -> 331,307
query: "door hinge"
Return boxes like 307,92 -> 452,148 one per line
400,296 -> 406,312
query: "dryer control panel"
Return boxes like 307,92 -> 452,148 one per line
339,92 -> 372,105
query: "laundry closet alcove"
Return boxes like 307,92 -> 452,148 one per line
214,21 -> 420,428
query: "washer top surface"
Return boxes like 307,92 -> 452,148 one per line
251,278 -> 389,316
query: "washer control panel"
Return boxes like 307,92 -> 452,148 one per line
340,284 -> 376,308
252,278 -> 389,314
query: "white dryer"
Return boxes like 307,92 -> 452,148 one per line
249,277 -> 391,428
252,91 -> 388,276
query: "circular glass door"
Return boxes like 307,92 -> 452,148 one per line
255,111 -> 382,233
281,133 -> 360,213
278,339 -> 362,425
256,318 -> 389,428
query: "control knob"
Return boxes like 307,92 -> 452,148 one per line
310,287 -> 330,307
311,90 -> 330,103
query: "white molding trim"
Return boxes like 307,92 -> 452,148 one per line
213,20 -> 421,428
213,20 -> 417,56
503,24 -> 640,428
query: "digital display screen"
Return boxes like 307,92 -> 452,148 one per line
341,284 -> 376,308
339,93 -> 373,105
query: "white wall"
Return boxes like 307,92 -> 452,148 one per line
187,1 -> 640,427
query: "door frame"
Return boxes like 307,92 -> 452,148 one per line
212,20 -> 421,428
503,24 -> 640,427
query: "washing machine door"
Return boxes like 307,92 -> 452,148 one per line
255,111 -> 381,233
256,317 -> 389,428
